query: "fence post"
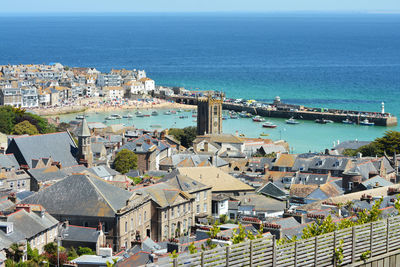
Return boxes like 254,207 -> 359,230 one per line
249,240 -> 253,266
386,217 -> 390,253
294,241 -> 298,267
333,231 -> 336,266
173,258 -> 178,267
272,236 -> 276,267
314,236 -> 318,266
201,251 -> 204,267
226,246 -> 230,267
351,226 -> 356,263
370,222 -> 373,258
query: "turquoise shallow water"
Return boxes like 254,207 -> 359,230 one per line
57,109 -> 393,153
1,13 -> 399,152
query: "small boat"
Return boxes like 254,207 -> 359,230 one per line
179,115 -> 188,119
164,111 -> 172,115
171,110 -> 177,114
230,115 -> 238,119
76,115 -> 86,120
135,111 -> 142,115
151,111 -> 159,116
252,116 -> 265,122
222,116 -> 229,120
177,109 -> 183,113
105,116 -> 116,120
122,114 -> 133,118
263,122 -> 277,128
342,119 -> 354,124
239,134 -> 246,137
143,114 -> 151,117
359,119 -> 375,126
239,112 -> 252,118
110,114 -> 122,119
136,113 -> 144,117
150,124 -> 162,128
315,119 -> 333,124
192,114 -> 197,118
286,117 -> 299,124
260,133 -> 269,136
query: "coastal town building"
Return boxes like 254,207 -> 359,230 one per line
197,94 -> 223,135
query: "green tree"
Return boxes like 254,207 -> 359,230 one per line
168,126 -> 197,148
113,149 -> 138,174
357,131 -> 400,157
13,120 -> 39,135
77,247 -> 95,256
342,149 -> 358,157
67,247 -> 79,261
6,243 -> 25,263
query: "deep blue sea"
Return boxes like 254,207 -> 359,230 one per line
0,13 -> 399,152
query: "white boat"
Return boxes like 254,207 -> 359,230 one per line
164,111 -> 172,115
122,114 -> 133,118
76,115 -> 85,120
359,119 -> 375,126
286,117 -> 299,124
252,116 -> 266,122
342,119 -> 354,124
105,116 -> 116,120
110,114 -> 122,119
262,122 -> 277,128
151,111 -> 159,116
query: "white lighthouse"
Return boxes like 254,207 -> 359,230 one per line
381,102 -> 385,114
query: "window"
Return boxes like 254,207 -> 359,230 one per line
349,182 -> 353,191
179,205 -> 182,215
188,203 -> 191,211
183,203 -> 186,213
131,218 -> 134,230
41,235 -> 44,244
203,191 -> 207,200
164,211 -> 167,219
203,203 -> 207,213
171,208 -> 174,218
125,222 -> 128,233
139,214 -> 142,225
196,205 -> 200,214
144,211 -> 147,221
10,182 -> 13,188
196,193 -> 200,201
183,219 -> 187,229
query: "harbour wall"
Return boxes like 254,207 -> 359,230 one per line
158,94 -> 397,127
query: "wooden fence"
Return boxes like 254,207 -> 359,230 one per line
160,215 -> 400,266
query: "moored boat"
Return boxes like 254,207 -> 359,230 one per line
164,111 -> 172,115
262,122 -> 277,128
252,116 -> 265,122
122,114 -> 133,118
342,119 -> 354,124
286,117 -> 299,124
151,111 -> 159,116
359,119 -> 375,126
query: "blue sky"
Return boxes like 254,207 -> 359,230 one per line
1,0 -> 400,13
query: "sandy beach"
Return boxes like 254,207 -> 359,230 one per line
31,97 -> 196,116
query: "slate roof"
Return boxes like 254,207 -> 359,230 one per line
88,165 -> 119,179
7,132 -> 78,168
0,154 -> 19,169
289,184 -> 318,198
273,154 -> 297,168
63,225 -> 101,243
77,118 -> 90,137
28,165 -> 87,183
257,182 -> 287,200
361,176 -> 393,189
132,183 -> 191,208
158,174 -> 210,194
333,140 -> 371,153
7,208 -> 58,239
235,194 -> 286,212
22,174 -> 133,217
119,134 -> 170,155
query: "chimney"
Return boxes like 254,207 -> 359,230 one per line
160,131 -> 166,140
283,210 -> 305,224
146,139 -> 151,145
98,222 -> 103,232
204,142 -> 208,152
8,193 -> 17,203
16,204 -> 31,213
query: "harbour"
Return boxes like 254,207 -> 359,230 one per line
160,93 -> 398,127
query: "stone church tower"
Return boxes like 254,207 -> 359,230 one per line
197,93 -> 223,135
77,117 -> 93,167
